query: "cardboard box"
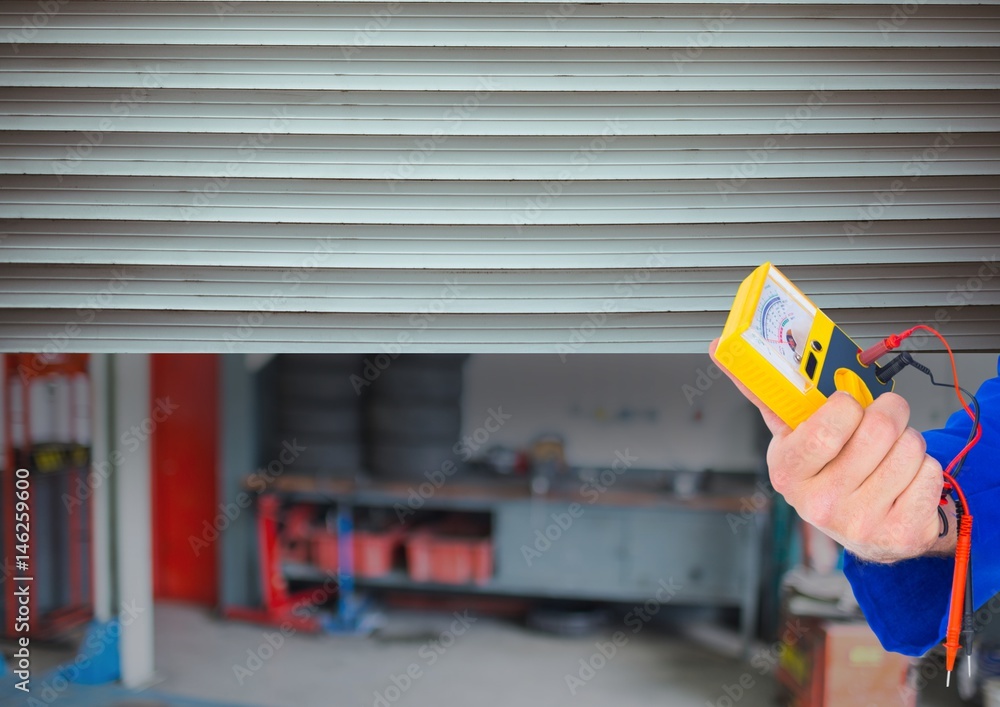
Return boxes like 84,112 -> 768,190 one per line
777,618 -> 915,707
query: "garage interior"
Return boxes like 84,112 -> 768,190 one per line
1,1 -> 999,706
2,351 -> 998,706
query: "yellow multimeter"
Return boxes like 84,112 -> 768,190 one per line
716,262 -> 893,429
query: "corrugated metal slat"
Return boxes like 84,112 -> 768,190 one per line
3,46 -> 998,93
2,89 -> 995,136
3,132 -> 997,181
2,220 -> 997,269
0,308 -> 997,354
2,264 -> 998,314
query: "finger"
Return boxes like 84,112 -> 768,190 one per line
771,391 -> 865,489
823,392 -> 913,495
884,453 -> 947,557
851,426 -> 927,519
708,337 -> 791,437
890,451 -> 945,522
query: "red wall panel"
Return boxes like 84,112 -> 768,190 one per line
151,354 -> 219,606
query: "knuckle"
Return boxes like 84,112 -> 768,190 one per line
768,462 -> 792,495
842,509 -> 874,545
841,514 -> 863,542
886,528 -> 911,555
767,442 -> 799,494
863,408 -> 902,447
811,424 -> 845,460
802,491 -> 836,529
917,457 -> 944,492
882,524 -> 918,558
883,505 -> 938,559
769,469 -> 789,495
885,523 -> 915,555
800,425 -> 838,459
918,460 -> 945,503
897,427 -> 927,460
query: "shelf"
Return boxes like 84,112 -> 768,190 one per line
281,563 -> 744,605
254,472 -> 768,514
283,563 -> 499,595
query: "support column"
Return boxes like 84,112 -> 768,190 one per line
113,354 -> 154,688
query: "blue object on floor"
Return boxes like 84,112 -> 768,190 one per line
321,504 -> 381,635
54,618 -> 121,685
0,653 -> 6,678
319,592 -> 382,635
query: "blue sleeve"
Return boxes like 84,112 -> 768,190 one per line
843,356 -> 1000,656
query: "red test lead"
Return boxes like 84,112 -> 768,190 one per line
944,508 -> 973,686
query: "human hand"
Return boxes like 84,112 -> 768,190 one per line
709,338 -> 955,563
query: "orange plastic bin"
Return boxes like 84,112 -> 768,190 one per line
354,530 -> 403,578
405,532 -> 434,582
313,528 -> 404,578
312,530 -> 339,572
406,531 -> 492,585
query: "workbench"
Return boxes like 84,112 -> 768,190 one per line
241,471 -> 767,651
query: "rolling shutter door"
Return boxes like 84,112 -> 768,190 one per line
0,1 -> 998,353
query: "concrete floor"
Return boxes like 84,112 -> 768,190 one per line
148,602 -> 963,707
156,603 -> 764,707
0,602 -> 968,706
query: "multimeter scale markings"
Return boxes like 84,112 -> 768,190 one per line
760,295 -> 798,356
745,275 -> 817,389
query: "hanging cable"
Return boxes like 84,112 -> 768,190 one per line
857,325 -> 983,686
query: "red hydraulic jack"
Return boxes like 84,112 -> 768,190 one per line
224,494 -> 325,632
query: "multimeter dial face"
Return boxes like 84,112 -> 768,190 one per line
745,270 -> 817,389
